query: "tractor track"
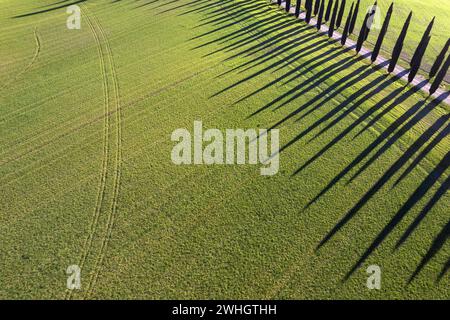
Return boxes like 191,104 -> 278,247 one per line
66,3 -> 120,300
0,27 -> 41,91
83,5 -> 123,299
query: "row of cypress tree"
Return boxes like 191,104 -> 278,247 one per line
275,0 -> 449,95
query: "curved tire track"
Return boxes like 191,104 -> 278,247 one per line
66,3 -> 116,300
83,5 -> 123,299
0,27 -> 41,91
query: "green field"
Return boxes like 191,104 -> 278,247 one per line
281,0 -> 450,81
352,0 -> 450,70
0,0 -> 449,299
333,0 -> 450,75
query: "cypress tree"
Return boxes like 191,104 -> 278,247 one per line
356,13 -> 369,53
430,38 -> 450,78
314,0 -> 321,15
336,0 -> 346,28
364,1 -> 377,41
371,3 -> 393,62
295,0 -> 302,18
410,18 -> 435,74
325,0 -> 333,21
328,0 -> 339,37
349,0 -> 360,34
430,53 -> 450,95
388,11 -> 412,73
286,0 -> 292,12
317,0 -> 325,30
408,36 -> 431,82
306,0 -> 313,23
341,2 -> 354,45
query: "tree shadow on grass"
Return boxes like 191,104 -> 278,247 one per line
194,1 -> 269,28
133,0 -> 162,9
218,23 -> 312,64
393,123 -> 449,189
277,69 -> 407,160
12,0 -> 88,18
342,126 -> 449,280
189,5 -> 280,42
438,256 -> 450,282
179,0 -> 450,285
152,0 -> 210,14
302,81 -> 432,203
313,95 -> 442,213
305,92 -> 449,282
197,17 -> 297,55
225,25 -> 320,67
39,0 -> 81,8
396,171 -> 449,250
251,51 -> 369,123
212,35 -> 334,99
172,0 -> 232,16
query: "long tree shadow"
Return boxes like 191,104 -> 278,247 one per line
177,0 -> 235,16
438,256 -> 450,282
134,0 -> 163,9
183,0 -> 450,285
195,0 -> 244,21
278,70 -> 407,159
346,91 -> 448,184
265,59 -> 370,129
340,122 -> 449,279
253,52 -> 368,127
268,52 -> 369,111
396,172 -> 450,249
291,61 -> 390,123
270,33 -> 342,74
211,30 -> 326,99
192,14 -> 281,50
409,217 -> 449,283
394,122 -> 449,187
302,82 -> 435,208
224,30 -> 325,79
315,95 -> 448,249
12,0 -> 88,18
189,5 -> 279,42
194,1 -> 304,55
219,23 -> 311,63
156,0 -> 217,15
194,1 -> 267,28
308,77 -> 410,144
199,18 -> 298,56
353,81 -> 429,139
344,150 -> 450,281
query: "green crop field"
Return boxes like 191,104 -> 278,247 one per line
0,0 -> 449,300
327,0 -> 450,74
277,0 -> 450,81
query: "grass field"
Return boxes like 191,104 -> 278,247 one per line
0,0 -> 449,299
279,0 -> 450,82
334,0 -> 450,75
